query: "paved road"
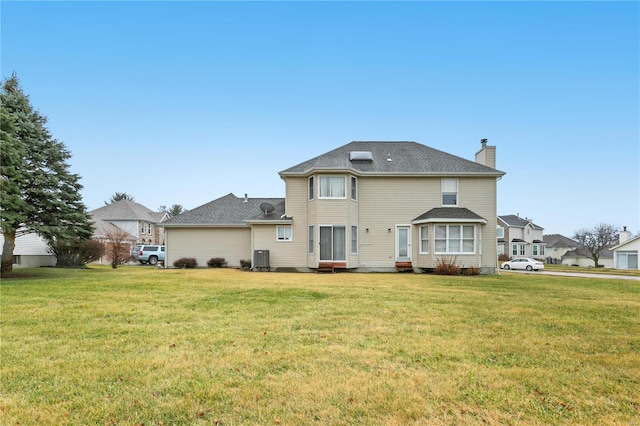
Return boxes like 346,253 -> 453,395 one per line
500,269 -> 640,281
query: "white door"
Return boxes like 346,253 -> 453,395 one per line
396,226 -> 411,261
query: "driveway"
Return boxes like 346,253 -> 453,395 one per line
500,269 -> 640,281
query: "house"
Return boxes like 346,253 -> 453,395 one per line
543,234 -> 580,264
89,200 -> 169,245
0,232 -> 55,268
497,215 -> 545,259
92,219 -> 138,265
610,227 -> 639,270
562,247 -> 614,268
163,140 -> 505,273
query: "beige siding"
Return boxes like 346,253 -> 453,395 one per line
279,174 -> 499,272
165,227 -> 251,268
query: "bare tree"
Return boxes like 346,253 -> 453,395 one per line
97,223 -> 135,268
572,223 -> 619,267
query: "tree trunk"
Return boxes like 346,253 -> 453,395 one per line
1,231 -> 17,275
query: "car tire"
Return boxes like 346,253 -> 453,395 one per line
526,265 -> 533,271
148,256 -> 158,266
503,264 -> 510,270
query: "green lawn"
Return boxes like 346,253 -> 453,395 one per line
1,266 -> 639,425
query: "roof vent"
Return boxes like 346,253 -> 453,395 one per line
349,151 -> 373,161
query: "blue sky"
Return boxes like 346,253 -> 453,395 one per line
2,1 -> 638,237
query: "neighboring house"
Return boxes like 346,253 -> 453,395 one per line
543,234 -> 581,264
163,140 -> 505,273
562,247 -> 614,268
89,200 -> 169,245
498,215 -> 546,259
92,219 -> 138,265
610,227 -> 639,270
0,232 -> 55,268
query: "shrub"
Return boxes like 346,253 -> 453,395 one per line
240,259 -> 252,270
465,266 -> 481,276
173,258 -> 197,269
498,254 -> 511,262
434,256 -> 460,275
207,257 -> 227,268
51,238 -> 105,268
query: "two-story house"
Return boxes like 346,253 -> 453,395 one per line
89,200 -> 169,245
163,140 -> 505,273
497,215 -> 546,260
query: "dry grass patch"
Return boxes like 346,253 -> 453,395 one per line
1,266 -> 639,425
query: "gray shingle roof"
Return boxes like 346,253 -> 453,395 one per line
162,193 -> 287,226
279,141 -> 505,176
413,207 -> 487,223
498,215 -> 544,230
543,234 -> 579,248
90,200 -> 167,223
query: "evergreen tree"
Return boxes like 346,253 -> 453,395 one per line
105,192 -> 135,205
1,73 -> 94,274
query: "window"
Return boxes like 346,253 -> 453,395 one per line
319,176 -> 346,198
616,251 -> 638,269
147,224 -> 152,234
13,255 -> 21,265
434,225 -> 475,254
140,223 -> 146,234
309,176 -> 314,200
420,226 -> 429,254
277,226 -> 292,241
350,177 -> 357,201
441,179 -> 458,206
351,226 -> 358,254
512,244 -> 526,256
533,245 -> 545,256
308,226 -> 314,254
497,226 -> 504,238
520,245 -> 526,256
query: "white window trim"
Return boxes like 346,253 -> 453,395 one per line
419,225 -> 429,254
434,224 -> 476,254
350,176 -> 357,201
308,225 -> 314,254
441,178 -> 459,207
318,176 -> 347,199
308,176 -> 314,201
351,225 -> 358,254
276,225 -> 292,242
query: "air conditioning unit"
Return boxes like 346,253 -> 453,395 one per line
254,250 -> 270,271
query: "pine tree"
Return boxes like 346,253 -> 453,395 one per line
1,73 -> 94,274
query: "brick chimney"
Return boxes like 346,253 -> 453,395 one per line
475,138 -> 496,169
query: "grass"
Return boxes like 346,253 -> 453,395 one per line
1,266 -> 639,425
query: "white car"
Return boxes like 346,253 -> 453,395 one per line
501,257 -> 544,271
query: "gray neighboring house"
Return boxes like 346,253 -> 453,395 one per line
498,215 -> 546,259
89,200 -> 169,245
543,234 -> 581,264
0,232 -> 55,268
163,140 -> 505,273
562,247 -> 614,268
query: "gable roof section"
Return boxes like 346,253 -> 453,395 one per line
413,207 -> 487,224
610,235 -> 640,251
162,193 -> 287,227
498,215 -> 544,230
563,247 -> 613,259
279,141 -> 505,177
90,200 -> 167,223
543,234 -> 579,248
93,219 -> 137,241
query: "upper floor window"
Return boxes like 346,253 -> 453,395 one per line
277,226 -> 292,241
350,176 -> 357,201
319,176 -> 346,199
140,223 -> 146,234
309,176 -> 314,200
147,224 -> 152,234
497,226 -> 504,238
441,178 -> 458,206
